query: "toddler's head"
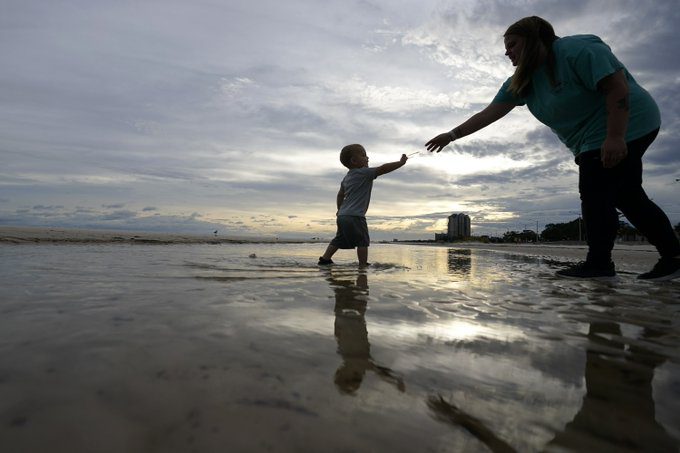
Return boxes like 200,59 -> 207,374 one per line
340,144 -> 368,169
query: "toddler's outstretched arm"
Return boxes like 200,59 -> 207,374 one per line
376,154 -> 407,176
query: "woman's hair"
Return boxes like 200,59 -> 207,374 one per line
504,16 -> 559,97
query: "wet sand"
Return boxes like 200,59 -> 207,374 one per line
1,233 -> 678,452
405,240 -> 661,271
0,226 -> 660,268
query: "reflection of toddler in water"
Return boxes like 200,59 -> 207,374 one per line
319,144 -> 407,267
331,273 -> 405,394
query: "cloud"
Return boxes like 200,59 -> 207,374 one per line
1,0 -> 678,238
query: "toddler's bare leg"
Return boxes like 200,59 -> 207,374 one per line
357,247 -> 368,266
322,244 -> 339,260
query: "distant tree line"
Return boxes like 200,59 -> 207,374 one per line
502,229 -> 538,243
429,220 -> 679,244
502,218 -> 680,242
541,218 -> 583,242
499,218 -> 680,243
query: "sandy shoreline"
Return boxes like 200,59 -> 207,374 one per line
400,240 -> 660,269
0,226 -> 303,244
1,226 -> 662,268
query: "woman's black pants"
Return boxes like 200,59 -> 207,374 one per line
577,128 -> 680,264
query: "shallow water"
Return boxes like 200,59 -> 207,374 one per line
1,243 -> 679,452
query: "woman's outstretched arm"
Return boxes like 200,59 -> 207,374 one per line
425,102 -> 516,153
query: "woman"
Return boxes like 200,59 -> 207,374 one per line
426,16 -> 680,280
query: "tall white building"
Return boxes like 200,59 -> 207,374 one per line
447,213 -> 471,240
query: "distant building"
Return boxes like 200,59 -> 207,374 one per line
447,213 -> 471,240
434,213 -> 471,241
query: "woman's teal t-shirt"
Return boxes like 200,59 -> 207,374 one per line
492,35 -> 660,156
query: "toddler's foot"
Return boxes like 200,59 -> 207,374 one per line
318,257 -> 334,265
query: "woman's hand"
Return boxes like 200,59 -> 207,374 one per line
601,136 -> 627,168
425,133 -> 453,153
424,103 -> 514,153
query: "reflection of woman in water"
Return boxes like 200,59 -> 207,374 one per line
545,322 -> 677,451
329,272 -> 405,394
427,321 -> 677,452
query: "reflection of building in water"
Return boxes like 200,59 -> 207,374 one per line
447,249 -> 471,276
435,213 -> 471,241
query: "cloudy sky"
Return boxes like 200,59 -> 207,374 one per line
2,0 -> 679,239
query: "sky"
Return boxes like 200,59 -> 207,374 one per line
2,0 -> 679,240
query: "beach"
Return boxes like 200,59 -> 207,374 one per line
0,226 -> 290,244
0,226 -> 661,267
1,227 -> 678,452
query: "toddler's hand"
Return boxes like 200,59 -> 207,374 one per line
400,154 -> 408,164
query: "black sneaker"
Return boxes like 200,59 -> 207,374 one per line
638,256 -> 680,281
555,261 -> 615,279
318,257 -> 334,265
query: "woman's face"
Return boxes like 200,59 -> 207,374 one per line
504,34 -> 525,66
